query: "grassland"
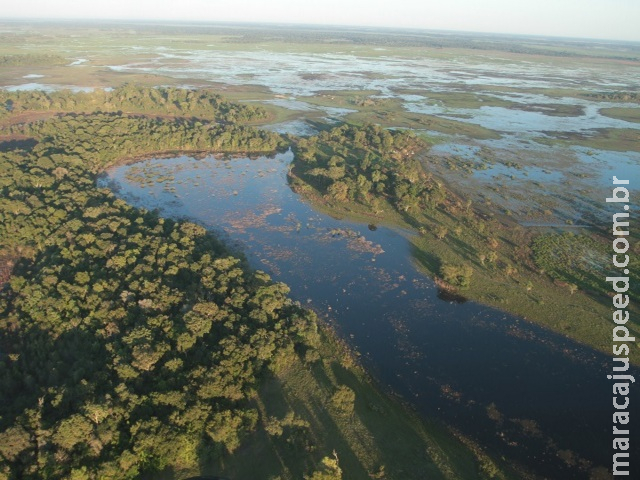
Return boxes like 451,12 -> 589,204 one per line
513,103 -> 584,117
393,89 -> 516,110
599,106 -> 640,124
296,93 -> 499,138
348,110 -> 501,139
199,325 -> 515,480
537,127 -> 640,153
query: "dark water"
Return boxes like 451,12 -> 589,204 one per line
103,151 -> 639,479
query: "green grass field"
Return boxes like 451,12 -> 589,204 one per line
599,107 -> 640,124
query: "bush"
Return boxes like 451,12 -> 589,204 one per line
331,386 -> 356,415
440,263 -> 473,288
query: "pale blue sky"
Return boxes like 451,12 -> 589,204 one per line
2,0 -> 639,42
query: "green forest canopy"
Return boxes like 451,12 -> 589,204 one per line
0,109 -> 317,479
0,84 -> 267,124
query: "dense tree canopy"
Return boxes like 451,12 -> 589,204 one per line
291,123 -> 448,214
0,110 -> 321,479
0,54 -> 67,67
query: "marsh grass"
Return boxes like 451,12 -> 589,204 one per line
599,107 -> 640,124
536,128 -> 640,153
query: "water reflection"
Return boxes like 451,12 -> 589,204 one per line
436,288 -> 468,304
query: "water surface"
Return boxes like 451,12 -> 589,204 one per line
104,151 -> 636,479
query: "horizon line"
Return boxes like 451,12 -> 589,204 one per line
2,17 -> 640,45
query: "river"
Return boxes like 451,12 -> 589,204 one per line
101,150 -> 638,479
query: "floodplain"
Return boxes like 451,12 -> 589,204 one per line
1,21 -> 639,479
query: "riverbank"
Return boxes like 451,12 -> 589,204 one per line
202,322 -> 515,479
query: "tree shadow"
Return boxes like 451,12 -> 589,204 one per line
0,323 -> 111,431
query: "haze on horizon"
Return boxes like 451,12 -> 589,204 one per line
2,0 -> 639,43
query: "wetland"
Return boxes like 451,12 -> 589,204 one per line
1,21 -> 640,479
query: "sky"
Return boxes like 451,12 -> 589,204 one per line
2,0 -> 639,42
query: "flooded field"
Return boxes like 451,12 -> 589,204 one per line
53,28 -> 638,222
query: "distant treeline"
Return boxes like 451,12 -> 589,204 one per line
582,91 -> 640,103
15,113 -> 287,171
0,54 -> 67,67
216,27 -> 640,61
0,85 -> 268,124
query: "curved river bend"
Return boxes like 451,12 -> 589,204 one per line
103,151 -> 636,479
